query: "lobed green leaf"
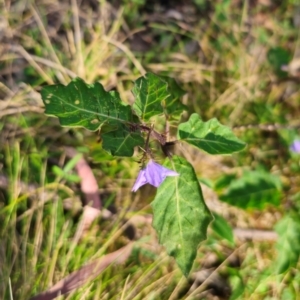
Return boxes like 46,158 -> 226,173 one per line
177,113 -> 246,154
151,156 -> 213,276
41,77 -> 134,131
41,77 -> 143,156
219,171 -> 282,210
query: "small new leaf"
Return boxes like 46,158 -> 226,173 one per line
211,213 -> 235,246
160,76 -> 187,119
177,113 -> 246,154
132,73 -> 186,121
132,73 -> 168,120
151,156 -> 213,276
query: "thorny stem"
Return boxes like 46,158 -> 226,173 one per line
139,124 -> 154,163
127,122 -> 166,146
127,121 -> 178,159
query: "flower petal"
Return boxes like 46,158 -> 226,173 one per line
145,161 -> 165,187
145,160 -> 179,187
291,140 -> 300,153
132,160 -> 179,192
131,169 -> 147,192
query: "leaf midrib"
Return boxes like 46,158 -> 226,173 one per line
46,93 -> 131,124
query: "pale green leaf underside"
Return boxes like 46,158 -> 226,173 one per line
151,156 -> 213,276
274,215 -> 300,274
177,113 -> 246,154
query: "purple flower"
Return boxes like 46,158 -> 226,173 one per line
290,140 -> 300,153
132,160 -> 179,192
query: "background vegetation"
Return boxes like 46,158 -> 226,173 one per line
1,0 -> 300,299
